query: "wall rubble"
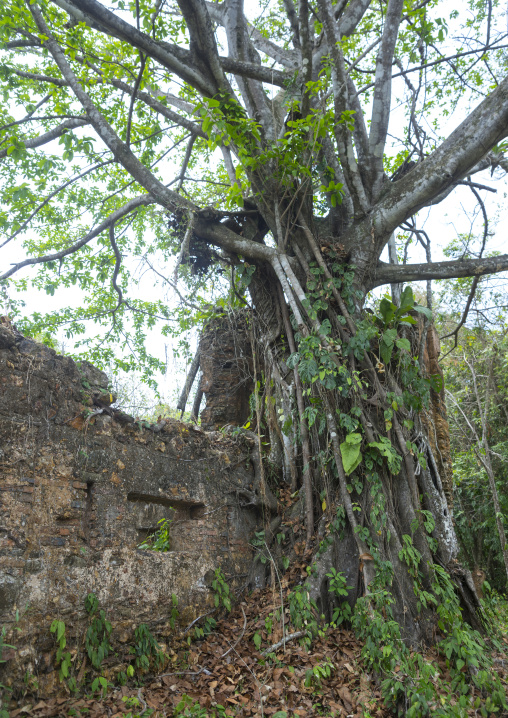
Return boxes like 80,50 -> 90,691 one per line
0,325 -> 261,693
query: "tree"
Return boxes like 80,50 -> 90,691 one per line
2,0 -> 508,648
444,327 -> 508,591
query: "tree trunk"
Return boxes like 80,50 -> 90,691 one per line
237,216 -> 481,644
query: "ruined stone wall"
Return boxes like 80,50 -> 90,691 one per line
199,311 -> 254,430
0,326 -> 261,694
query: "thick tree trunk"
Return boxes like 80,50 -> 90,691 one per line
238,216 -> 482,644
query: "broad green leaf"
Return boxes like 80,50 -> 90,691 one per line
340,433 -> 362,475
414,305 -> 432,319
396,337 -> 411,351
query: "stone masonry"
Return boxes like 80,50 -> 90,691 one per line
0,324 -> 262,695
199,311 -> 254,430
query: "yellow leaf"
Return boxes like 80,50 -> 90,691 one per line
322,499 -> 327,511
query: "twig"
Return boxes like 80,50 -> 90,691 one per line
220,606 -> 247,659
182,610 -> 217,634
177,134 -> 197,192
126,52 -> 147,148
84,408 -> 104,425
261,630 -> 305,656
440,182 -> 489,357
137,688 -> 147,713
158,666 -> 213,678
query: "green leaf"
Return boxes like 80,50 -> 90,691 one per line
379,297 -> 396,324
414,305 -> 432,319
340,433 -> 362,475
398,285 -> 415,313
396,337 -> 411,351
380,341 -> 394,365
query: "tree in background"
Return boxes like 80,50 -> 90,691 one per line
444,327 -> 508,592
2,0 -> 508,652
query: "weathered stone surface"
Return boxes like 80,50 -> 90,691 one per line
199,311 -> 254,430
0,326 -> 262,693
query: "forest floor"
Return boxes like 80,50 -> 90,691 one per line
8,578 -> 508,718
7,494 -> 508,718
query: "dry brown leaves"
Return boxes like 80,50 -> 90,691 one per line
15,579 -> 391,718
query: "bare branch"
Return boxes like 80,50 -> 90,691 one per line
282,0 -> 301,49
9,67 -> 68,86
357,41 -> 508,96
50,0 -> 289,89
51,0 -> 214,95
369,254 -> 508,290
1,194 -> 154,281
439,184 -> 490,355
371,72 -> 508,239
3,39 -> 41,50
0,114 -> 84,133
125,53 -> 147,148
177,134 -> 197,191
313,0 -> 372,67
107,78 -> 206,139
176,0 -> 231,93
223,0 -> 275,136
142,256 -> 202,311
316,0 -> 369,212
368,0 -> 405,198
0,117 -> 89,159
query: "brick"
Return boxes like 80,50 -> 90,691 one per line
0,558 -> 25,568
70,500 -> 85,509
72,481 -> 88,490
41,537 -> 66,547
22,486 -> 34,493
59,529 -> 70,536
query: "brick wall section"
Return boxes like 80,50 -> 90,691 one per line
0,326 -> 262,694
199,311 -> 254,430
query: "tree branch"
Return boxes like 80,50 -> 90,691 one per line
9,67 -> 68,86
29,4 -> 198,219
50,0 -> 214,95
0,114 -> 84,133
1,158 -> 114,249
50,0 -> 288,89
106,78 -> 207,139
439,184 -> 489,356
368,0 -> 404,198
176,0 -> 231,93
369,254 -> 508,290
125,53 -> 147,148
0,117 -> 89,159
371,72 -> 508,239
1,194 -> 154,281
316,0 -> 369,213
357,41 -> 508,96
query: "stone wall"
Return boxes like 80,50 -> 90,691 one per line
199,311 -> 254,430
0,325 -> 261,694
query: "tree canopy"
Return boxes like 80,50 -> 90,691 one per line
1,0 -> 508,366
